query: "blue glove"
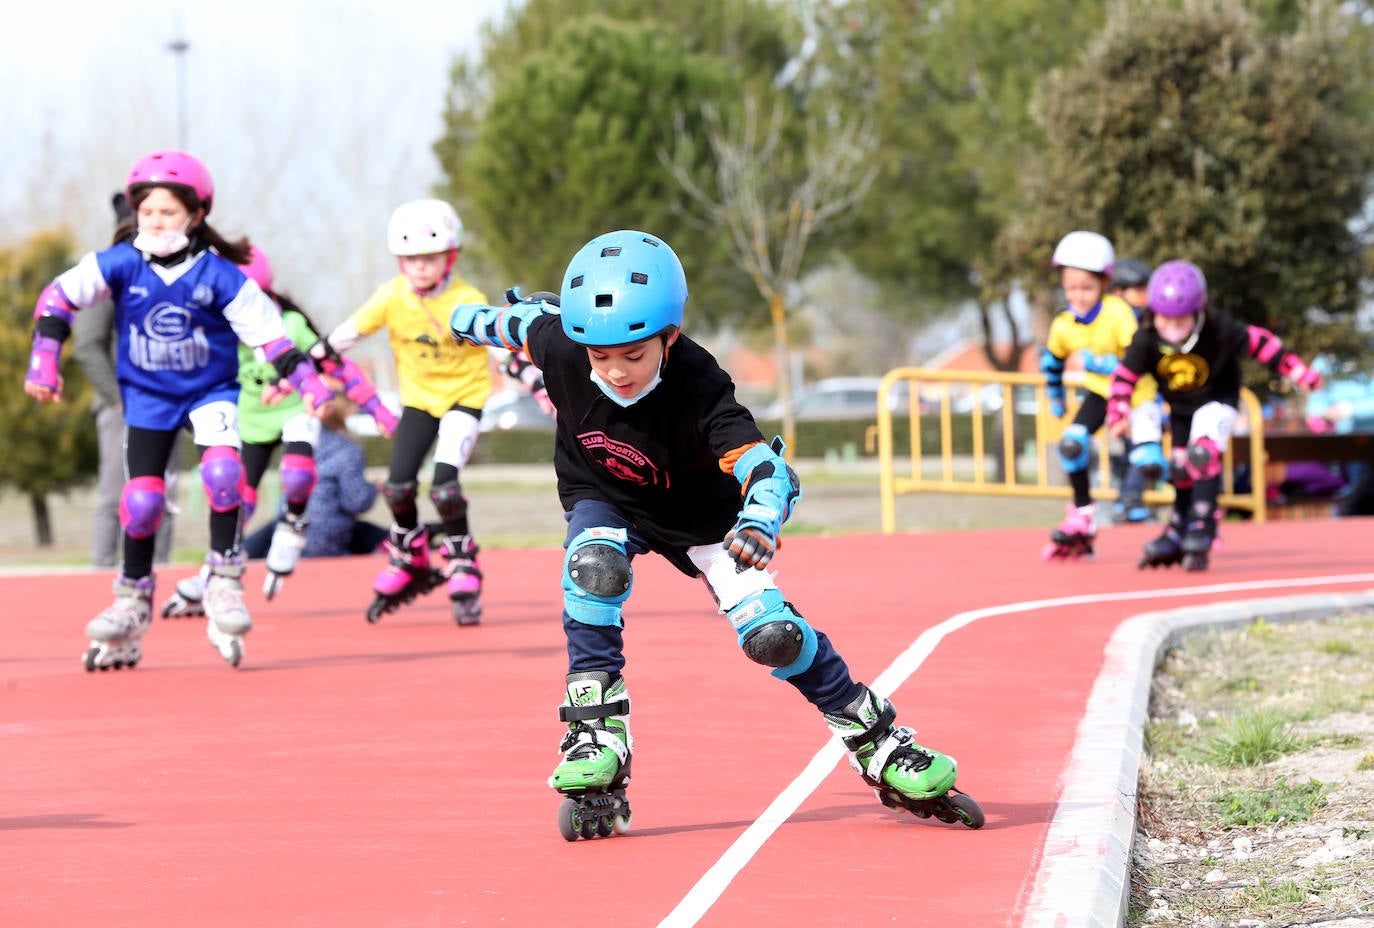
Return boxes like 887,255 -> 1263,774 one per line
725,438 -> 800,571
1080,350 -> 1118,376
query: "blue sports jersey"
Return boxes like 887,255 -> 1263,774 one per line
55,243 -> 287,430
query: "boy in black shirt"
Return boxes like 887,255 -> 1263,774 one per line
450,230 -> 979,838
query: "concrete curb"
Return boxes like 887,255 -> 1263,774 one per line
1021,588 -> 1374,927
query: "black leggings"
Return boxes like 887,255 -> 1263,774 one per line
123,427 -> 248,578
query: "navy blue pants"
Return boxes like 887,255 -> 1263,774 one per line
561,498 -> 861,714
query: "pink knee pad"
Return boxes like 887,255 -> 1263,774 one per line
242,485 -> 259,523
200,446 -> 246,513
1184,437 -> 1224,482
1168,447 -> 1193,489
120,475 -> 166,539
279,453 -> 318,506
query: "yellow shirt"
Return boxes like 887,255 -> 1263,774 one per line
346,274 -> 492,418
1046,294 -> 1157,404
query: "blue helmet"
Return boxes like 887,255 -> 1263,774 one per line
559,230 -> 688,347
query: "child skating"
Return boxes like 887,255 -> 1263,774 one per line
161,245 -> 396,615
24,150 -> 334,669
1108,259 -> 1322,570
313,199 -> 501,625
1039,231 -> 1162,559
449,230 -> 982,840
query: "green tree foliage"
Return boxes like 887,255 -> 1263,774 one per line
804,0 -> 1107,318
992,0 -> 1374,375
0,230 -> 98,544
433,0 -> 794,326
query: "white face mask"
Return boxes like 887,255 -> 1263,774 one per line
133,219 -> 191,258
590,369 -> 663,407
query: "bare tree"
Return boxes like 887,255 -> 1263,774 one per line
663,95 -> 877,454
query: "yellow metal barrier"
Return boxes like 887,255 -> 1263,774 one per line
875,367 -> 1268,533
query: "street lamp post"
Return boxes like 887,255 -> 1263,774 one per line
167,31 -> 190,150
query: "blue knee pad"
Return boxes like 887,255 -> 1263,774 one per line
1058,423 -> 1091,474
199,446 -> 244,513
120,475 -> 166,539
562,528 -> 632,627
1128,441 -> 1166,481
727,589 -> 818,680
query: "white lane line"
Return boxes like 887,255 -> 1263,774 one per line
657,572 -> 1374,928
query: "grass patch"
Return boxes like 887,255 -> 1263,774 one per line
1212,777 -> 1327,826
1204,709 -> 1299,767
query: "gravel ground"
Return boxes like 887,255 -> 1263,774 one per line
1132,613 -> 1374,926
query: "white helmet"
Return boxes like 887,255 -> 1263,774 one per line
387,199 -> 463,256
1051,230 -> 1115,276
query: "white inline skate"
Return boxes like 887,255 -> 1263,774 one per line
263,515 -> 307,600
84,575 -> 156,672
160,569 -> 207,619
203,551 -> 252,668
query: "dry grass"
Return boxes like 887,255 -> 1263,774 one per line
1131,614 -> 1374,926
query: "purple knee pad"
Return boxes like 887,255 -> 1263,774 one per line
200,446 -> 246,513
119,475 -> 166,539
279,453 -> 318,507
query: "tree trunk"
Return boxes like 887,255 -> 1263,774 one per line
769,291 -> 797,457
30,492 -> 53,546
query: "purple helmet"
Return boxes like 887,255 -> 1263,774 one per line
1147,260 -> 1207,317
126,150 -> 215,214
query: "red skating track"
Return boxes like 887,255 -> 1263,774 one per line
3,518 -> 1372,926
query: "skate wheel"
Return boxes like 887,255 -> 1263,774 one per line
1041,544 -> 1061,562
263,573 -> 283,601
1183,553 -> 1207,572
875,788 -> 905,812
83,647 -> 99,672
365,599 -> 387,624
948,791 -> 985,829
452,600 -> 481,626
222,639 -> 243,668
596,816 -> 614,837
557,797 -> 581,842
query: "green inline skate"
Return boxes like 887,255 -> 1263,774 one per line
549,671 -> 633,841
826,685 -> 984,828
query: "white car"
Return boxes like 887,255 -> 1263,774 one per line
760,377 -> 911,421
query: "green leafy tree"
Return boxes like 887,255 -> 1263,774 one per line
0,231 -> 98,545
433,0 -> 794,326
791,0 -> 1109,368
989,0 -> 1374,383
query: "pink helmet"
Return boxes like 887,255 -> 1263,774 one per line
240,246 -> 274,292
126,150 -> 215,213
